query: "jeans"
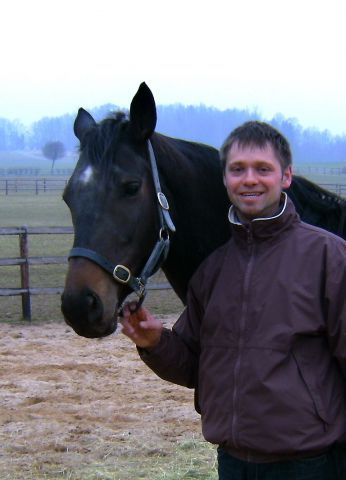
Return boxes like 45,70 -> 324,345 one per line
217,446 -> 345,480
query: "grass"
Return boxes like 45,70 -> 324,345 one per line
3,437 -> 218,480
0,194 -> 71,226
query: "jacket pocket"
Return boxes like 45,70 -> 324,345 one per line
291,347 -> 329,427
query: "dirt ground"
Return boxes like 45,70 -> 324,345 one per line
0,316 -> 214,479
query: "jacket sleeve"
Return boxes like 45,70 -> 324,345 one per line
138,278 -> 203,389
324,238 -> 346,375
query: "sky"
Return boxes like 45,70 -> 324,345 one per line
2,0 -> 346,135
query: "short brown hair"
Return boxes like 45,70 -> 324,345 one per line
220,121 -> 292,172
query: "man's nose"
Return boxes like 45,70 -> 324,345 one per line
243,168 -> 258,184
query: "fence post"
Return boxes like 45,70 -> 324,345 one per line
19,226 -> 31,320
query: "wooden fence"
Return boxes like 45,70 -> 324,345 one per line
0,226 -> 73,320
0,226 -> 171,321
0,176 -> 346,197
0,178 -> 68,195
295,166 -> 346,175
319,183 -> 346,197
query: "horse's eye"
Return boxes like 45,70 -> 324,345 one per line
123,181 -> 141,196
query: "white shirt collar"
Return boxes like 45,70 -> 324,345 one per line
228,192 -> 288,225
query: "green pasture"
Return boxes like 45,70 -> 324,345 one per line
0,194 -> 183,324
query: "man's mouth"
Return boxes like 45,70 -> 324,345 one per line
240,192 -> 263,197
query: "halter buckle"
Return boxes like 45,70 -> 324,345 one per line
113,265 -> 131,284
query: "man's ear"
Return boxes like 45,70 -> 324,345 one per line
282,165 -> 293,189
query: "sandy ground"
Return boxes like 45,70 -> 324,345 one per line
0,317 -> 205,479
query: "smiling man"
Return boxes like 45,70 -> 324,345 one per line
222,140 -> 292,222
122,121 -> 346,479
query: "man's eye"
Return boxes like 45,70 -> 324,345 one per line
229,166 -> 243,173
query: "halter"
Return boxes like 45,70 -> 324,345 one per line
68,140 -> 176,313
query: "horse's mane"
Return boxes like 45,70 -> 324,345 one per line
79,111 -> 128,171
290,176 -> 345,208
288,175 -> 346,236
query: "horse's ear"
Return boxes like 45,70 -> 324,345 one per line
74,108 -> 96,142
129,82 -> 157,141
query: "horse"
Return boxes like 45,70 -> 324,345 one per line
61,82 -> 346,338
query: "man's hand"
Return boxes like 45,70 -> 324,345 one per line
121,301 -> 163,349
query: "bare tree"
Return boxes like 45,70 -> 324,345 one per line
42,141 -> 66,172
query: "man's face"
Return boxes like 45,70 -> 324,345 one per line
223,142 -> 292,222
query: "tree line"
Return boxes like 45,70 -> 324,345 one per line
1,104 -> 346,164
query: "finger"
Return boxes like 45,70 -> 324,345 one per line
129,301 -> 139,313
133,306 -> 151,323
122,303 -> 131,318
121,319 -> 136,337
122,301 -> 140,320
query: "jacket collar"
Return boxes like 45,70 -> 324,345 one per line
228,193 -> 299,243
228,192 -> 288,225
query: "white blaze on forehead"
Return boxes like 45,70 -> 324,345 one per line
80,165 -> 94,184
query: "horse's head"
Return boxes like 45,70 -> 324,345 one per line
61,83 -> 170,338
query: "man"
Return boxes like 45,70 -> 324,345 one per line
122,121 -> 346,479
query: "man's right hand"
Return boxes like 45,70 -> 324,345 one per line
121,302 -> 163,349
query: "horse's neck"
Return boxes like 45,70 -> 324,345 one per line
154,135 -> 231,302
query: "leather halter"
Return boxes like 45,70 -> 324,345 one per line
68,140 -> 176,313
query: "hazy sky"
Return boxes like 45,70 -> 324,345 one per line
2,0 -> 346,135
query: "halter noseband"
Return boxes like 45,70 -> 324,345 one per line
68,140 -> 176,313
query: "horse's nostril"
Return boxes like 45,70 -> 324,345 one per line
61,287 -> 112,337
61,289 -> 102,322
86,292 -> 98,309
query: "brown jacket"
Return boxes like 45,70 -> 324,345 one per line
140,195 -> 346,458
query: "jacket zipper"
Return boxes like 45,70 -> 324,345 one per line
231,227 -> 255,449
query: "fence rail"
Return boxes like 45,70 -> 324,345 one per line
319,183 -> 346,197
0,226 -> 171,321
1,176 -> 346,197
0,165 -> 345,177
0,178 -> 69,195
295,166 -> 346,175
0,168 -> 74,177
0,226 -> 73,320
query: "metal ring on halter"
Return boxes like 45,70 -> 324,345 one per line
159,227 -> 169,241
157,192 -> 170,210
117,288 -> 146,316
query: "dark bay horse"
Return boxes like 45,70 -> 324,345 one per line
61,82 -> 346,338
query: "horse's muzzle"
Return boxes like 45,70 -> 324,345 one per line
61,288 -> 117,338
